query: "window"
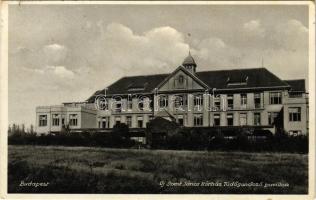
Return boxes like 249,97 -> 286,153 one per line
149,99 -> 153,110
115,101 -> 122,112
194,94 -> 203,106
194,114 -> 203,126
39,115 -> 47,127
227,113 -> 233,126
268,112 -> 279,125
69,114 -> 78,126
62,118 -> 65,125
227,95 -> 234,110
289,107 -> 301,122
98,98 -> 108,110
213,97 -> 221,111
239,113 -> 247,126
52,114 -> 60,126
138,97 -> 147,111
174,95 -> 186,109
115,116 -> 121,125
103,99 -> 109,110
137,116 -> 143,128
159,95 -> 168,108
254,93 -> 261,108
138,101 -> 144,111
179,75 -> 184,84
127,98 -> 133,110
177,115 -> 184,126
227,76 -> 248,86
213,114 -> 220,126
100,117 -> 109,128
175,75 -> 186,89
126,116 -> 132,127
101,117 -> 106,128
270,92 -> 282,104
289,92 -> 303,98
241,94 -> 247,107
254,113 -> 261,126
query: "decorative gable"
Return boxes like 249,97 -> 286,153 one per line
157,67 -> 208,92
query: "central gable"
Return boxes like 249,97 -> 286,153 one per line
157,66 -> 208,92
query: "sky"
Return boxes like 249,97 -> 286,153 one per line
8,4 -> 309,127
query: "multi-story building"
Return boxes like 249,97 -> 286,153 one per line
36,54 -> 308,136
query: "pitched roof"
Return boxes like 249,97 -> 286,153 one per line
87,74 -> 169,102
87,67 -> 290,102
155,66 -> 210,90
196,68 -> 289,90
284,79 -> 306,92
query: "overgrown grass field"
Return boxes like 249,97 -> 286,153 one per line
8,145 -> 308,194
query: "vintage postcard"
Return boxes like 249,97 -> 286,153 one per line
0,1 -> 315,200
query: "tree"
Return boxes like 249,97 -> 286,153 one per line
8,125 -> 12,136
30,124 -> 35,135
21,124 -> 25,135
12,124 -> 16,134
61,124 -> 70,135
113,123 -> 129,139
16,124 -> 20,135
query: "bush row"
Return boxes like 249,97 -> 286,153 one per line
8,123 -> 136,148
8,126 -> 308,153
149,129 -> 308,153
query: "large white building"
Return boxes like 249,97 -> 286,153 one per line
36,54 -> 309,136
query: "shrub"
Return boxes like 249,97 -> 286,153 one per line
8,128 -> 135,149
8,127 -> 308,153
147,127 -> 308,153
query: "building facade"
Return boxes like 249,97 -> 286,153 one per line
36,54 -> 309,136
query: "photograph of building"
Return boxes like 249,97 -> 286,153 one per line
36,53 -> 309,136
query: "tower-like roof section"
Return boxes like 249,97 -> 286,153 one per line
182,52 -> 196,66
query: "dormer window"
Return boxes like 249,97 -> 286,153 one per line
227,76 -> 248,87
128,88 -> 144,92
127,82 -> 146,92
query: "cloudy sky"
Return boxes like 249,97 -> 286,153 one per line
8,4 -> 309,127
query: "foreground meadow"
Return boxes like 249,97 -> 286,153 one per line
8,145 -> 308,194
